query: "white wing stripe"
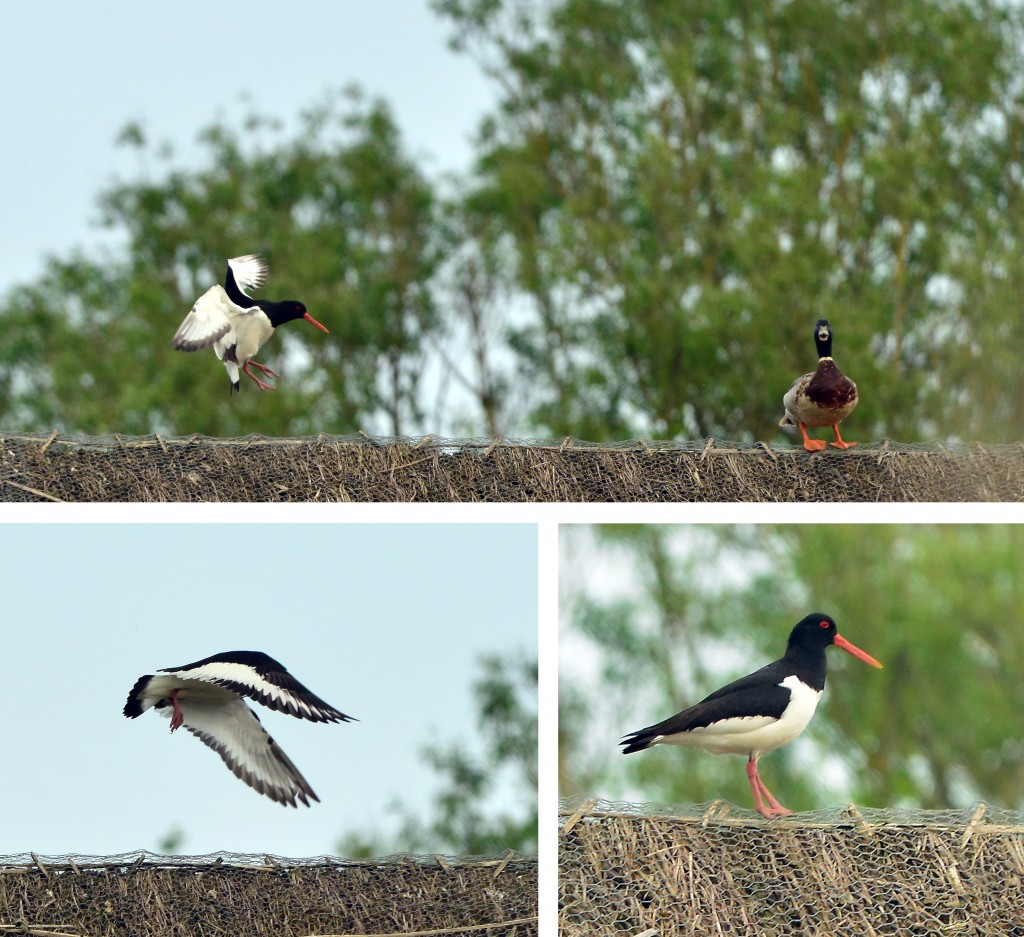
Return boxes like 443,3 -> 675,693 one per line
161,660 -> 346,722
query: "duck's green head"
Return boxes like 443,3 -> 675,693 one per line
814,319 -> 833,358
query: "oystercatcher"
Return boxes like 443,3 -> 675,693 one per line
621,614 -> 882,817
780,319 -> 859,450
124,651 -> 355,807
171,254 -> 329,393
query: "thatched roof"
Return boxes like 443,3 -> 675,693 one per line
0,851 -> 536,937
1,432 -> 1021,501
559,798 -> 1024,936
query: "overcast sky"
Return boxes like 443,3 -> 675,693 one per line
1,2 -> 497,293
0,522 -> 536,859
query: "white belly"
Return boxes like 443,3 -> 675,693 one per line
658,675 -> 822,757
215,309 -> 275,365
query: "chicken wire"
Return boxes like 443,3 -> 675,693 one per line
1,431 -> 1021,502
559,797 -> 1024,936
0,850 -> 537,937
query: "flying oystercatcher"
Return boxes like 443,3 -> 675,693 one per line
124,651 -> 355,807
780,319 -> 859,451
621,614 -> 882,817
172,254 -> 329,393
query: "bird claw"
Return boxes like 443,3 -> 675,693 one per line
242,362 -> 278,391
829,440 -> 858,449
803,439 -> 827,452
247,361 -> 281,378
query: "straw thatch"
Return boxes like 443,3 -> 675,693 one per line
0,851 -> 536,937
1,432 -> 1021,501
559,798 -> 1024,936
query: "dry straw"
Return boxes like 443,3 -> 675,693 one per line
1,432 -> 1021,502
0,851 -> 537,937
559,797 -> 1024,936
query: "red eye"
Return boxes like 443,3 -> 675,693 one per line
819,620 -> 830,629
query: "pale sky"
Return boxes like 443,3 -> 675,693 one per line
0,523 -> 536,858
0,2 -> 497,293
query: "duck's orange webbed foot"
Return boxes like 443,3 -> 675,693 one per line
799,424 -> 827,452
829,425 -> 858,449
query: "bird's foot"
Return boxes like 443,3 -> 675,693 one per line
242,363 -> 277,391
170,689 -> 184,733
749,762 -> 794,817
830,426 -> 857,449
247,360 -> 281,378
798,424 -> 827,451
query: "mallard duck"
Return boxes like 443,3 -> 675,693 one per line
779,319 -> 858,451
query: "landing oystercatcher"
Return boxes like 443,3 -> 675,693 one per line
621,614 -> 882,817
172,254 -> 329,393
780,319 -> 859,451
124,651 -> 355,807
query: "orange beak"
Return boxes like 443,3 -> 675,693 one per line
834,633 -> 884,668
303,312 -> 330,334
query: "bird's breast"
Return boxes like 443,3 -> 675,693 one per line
226,309 -> 275,363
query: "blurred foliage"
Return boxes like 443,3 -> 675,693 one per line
560,525 -> 1024,810
0,89 -> 443,437
338,651 -> 537,857
4,1 -> 1024,440
437,0 -> 1024,441
156,826 -> 185,855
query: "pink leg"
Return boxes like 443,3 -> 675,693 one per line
746,757 -> 793,817
746,758 -> 771,816
754,773 -> 793,816
246,360 -> 281,378
242,361 -> 278,391
170,688 -> 184,733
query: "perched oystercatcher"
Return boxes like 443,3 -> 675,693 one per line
780,319 -> 859,451
124,651 -> 355,807
172,254 -> 329,393
621,614 -> 882,817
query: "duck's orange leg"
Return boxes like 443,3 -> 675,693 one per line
829,425 -> 858,449
798,423 -> 826,452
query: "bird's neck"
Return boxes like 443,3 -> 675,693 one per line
224,266 -> 252,307
783,646 -> 828,691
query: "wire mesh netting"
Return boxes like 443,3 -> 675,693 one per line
559,797 -> 1024,936
1,432 -> 1021,501
0,850 -> 537,937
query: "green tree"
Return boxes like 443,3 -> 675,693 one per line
8,2 -> 1024,443
0,88 -> 443,437
439,0 -> 1024,442
339,651 -> 537,857
560,524 -> 1024,811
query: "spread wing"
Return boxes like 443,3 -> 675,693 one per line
159,651 -> 355,724
226,254 -> 269,297
171,285 -> 234,351
175,695 -> 319,808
